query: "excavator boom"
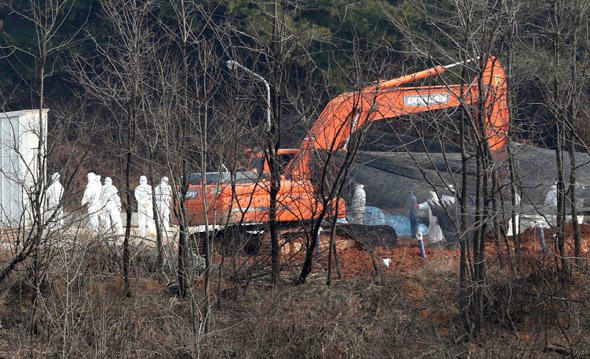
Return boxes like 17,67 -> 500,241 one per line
176,56 -> 509,229
285,56 -> 509,178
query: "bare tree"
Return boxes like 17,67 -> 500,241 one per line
70,0 -> 160,297
291,35 -> 403,283
540,0 -> 590,273
150,0 -> 246,342
383,0 -> 521,340
0,1 -> 87,341
221,0 -> 321,286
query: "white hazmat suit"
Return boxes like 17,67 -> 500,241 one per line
506,188 -> 522,236
417,191 -> 445,244
81,172 -> 102,231
95,175 -> 106,230
101,177 -> 123,236
135,175 -> 156,237
544,182 -> 558,208
155,176 -> 172,232
347,184 -> 366,225
544,182 -> 558,226
46,172 -> 64,226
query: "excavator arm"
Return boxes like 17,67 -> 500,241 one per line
174,56 -> 509,229
285,56 -> 509,179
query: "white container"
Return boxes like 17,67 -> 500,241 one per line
0,109 -> 48,227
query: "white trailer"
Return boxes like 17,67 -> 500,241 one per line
0,109 -> 48,227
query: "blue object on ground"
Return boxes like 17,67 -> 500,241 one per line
408,193 -> 419,238
418,238 -> 426,258
365,206 -> 428,236
365,206 -> 385,225
538,227 -> 547,254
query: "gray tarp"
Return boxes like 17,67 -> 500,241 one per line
349,142 -> 590,215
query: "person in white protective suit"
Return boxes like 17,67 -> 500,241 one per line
347,184 -> 366,225
95,175 -> 107,230
101,177 -> 123,236
135,175 -> 156,237
506,187 -> 522,236
155,176 -> 172,233
417,191 -> 445,244
46,172 -> 64,227
543,181 -> 558,226
544,182 -> 558,208
81,172 -> 102,231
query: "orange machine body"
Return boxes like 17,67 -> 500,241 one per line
175,57 -> 509,227
285,56 -> 509,178
176,177 -> 343,226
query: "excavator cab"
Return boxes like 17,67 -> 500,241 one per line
246,148 -> 300,174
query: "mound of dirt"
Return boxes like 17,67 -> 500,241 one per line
334,224 -> 398,250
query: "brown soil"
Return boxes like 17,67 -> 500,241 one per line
325,223 -> 590,281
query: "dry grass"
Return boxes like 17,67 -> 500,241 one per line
1,236 -> 590,358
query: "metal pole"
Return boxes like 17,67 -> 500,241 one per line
226,60 -> 271,132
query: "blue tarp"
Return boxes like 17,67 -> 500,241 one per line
365,206 -> 428,236
335,206 -> 428,236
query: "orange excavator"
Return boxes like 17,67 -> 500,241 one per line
174,56 -> 509,230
